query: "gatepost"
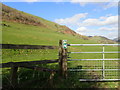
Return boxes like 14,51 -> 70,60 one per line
59,40 -> 68,78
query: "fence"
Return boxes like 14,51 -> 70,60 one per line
1,42 -> 68,88
1,40 -> 120,88
1,44 -> 59,88
66,41 -> 120,81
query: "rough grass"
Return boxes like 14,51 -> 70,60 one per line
2,21 -> 98,46
2,49 -> 58,63
2,46 -> 120,88
1,21 -> 120,88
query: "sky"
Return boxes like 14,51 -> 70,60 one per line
2,1 -> 119,39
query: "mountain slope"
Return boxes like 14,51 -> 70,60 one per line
2,3 -> 116,45
2,4 -> 80,37
2,3 -> 92,45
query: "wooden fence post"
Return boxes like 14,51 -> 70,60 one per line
59,40 -> 68,78
10,65 -> 18,88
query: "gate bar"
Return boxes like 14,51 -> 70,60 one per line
68,59 -> 120,61
69,52 -> 120,54
102,47 -> 105,79
68,44 -> 120,46
79,79 -> 120,81
68,69 -> 120,71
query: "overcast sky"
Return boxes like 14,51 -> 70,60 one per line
2,0 -> 119,39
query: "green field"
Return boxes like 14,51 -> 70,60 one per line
1,5 -> 120,88
2,21 -> 120,88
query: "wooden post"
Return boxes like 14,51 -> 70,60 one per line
59,40 -> 68,78
49,71 -> 55,87
10,66 -> 18,88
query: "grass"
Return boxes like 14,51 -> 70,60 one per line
2,49 -> 58,63
67,45 -> 119,81
2,21 -> 98,46
2,46 -> 120,88
1,21 -> 120,88
1,4 -> 120,88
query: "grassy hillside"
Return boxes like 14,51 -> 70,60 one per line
2,3 -> 105,63
2,21 -> 98,46
2,3 -> 117,63
1,3 -> 120,89
2,3 -> 116,45
2,3 -> 89,40
2,20 -> 116,46
2,20 -> 101,63
89,36 -> 116,44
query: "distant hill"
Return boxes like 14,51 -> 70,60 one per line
89,36 -> 116,44
113,37 -> 120,42
2,3 -> 116,45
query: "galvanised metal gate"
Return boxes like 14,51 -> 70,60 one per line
65,42 -> 120,81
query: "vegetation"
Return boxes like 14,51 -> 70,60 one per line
2,21 -> 95,46
89,36 -> 116,44
2,3 -> 115,43
1,3 -> 120,89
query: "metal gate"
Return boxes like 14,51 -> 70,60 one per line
65,41 -> 120,81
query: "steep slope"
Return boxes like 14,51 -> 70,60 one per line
2,3 -> 115,45
2,4 -> 82,37
2,3 -> 92,45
